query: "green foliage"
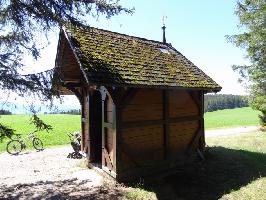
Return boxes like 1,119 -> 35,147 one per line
204,107 -> 260,129
204,94 -> 249,112
0,124 -> 14,141
229,0 -> 266,126
0,0 -> 133,139
30,114 -> 52,132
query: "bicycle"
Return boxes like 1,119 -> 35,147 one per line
6,130 -> 44,155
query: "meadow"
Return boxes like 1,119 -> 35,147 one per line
0,114 -> 80,152
204,107 -> 260,129
0,107 -> 261,152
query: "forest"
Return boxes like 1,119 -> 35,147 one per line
204,94 -> 248,112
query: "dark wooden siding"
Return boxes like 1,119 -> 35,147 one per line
122,89 -> 163,121
117,88 -> 202,178
169,90 -> 199,117
168,90 -> 200,153
169,121 -> 199,153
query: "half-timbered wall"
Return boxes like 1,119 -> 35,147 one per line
117,88 -> 202,179
168,90 -> 200,154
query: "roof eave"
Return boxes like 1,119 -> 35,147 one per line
84,81 -> 222,92
62,27 -> 90,85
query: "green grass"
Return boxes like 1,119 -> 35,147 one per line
0,114 -> 80,152
205,107 -> 260,129
0,107 -> 261,152
125,131 -> 266,200
126,188 -> 156,200
207,132 -> 266,200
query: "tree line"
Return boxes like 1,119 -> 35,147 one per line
204,94 -> 249,112
48,109 -> 81,115
0,109 -> 12,115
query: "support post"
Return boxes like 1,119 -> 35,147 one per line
163,89 -> 170,159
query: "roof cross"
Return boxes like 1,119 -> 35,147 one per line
162,15 -> 167,26
162,16 -> 167,44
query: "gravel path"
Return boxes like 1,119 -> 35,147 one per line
0,146 -> 125,200
205,126 -> 260,137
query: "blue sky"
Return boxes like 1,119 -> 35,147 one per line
2,0 -> 250,112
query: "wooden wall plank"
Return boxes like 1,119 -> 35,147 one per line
169,90 -> 199,118
122,89 -> 163,122
169,120 -> 199,152
119,125 -> 164,170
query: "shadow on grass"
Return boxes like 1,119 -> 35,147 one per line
0,178 -> 125,200
141,146 -> 266,200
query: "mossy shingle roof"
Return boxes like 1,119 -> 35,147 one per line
63,26 -> 221,91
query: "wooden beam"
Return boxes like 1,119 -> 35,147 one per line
101,88 -> 106,171
116,106 -> 123,174
199,91 -> 205,150
120,115 -> 201,129
163,90 -> 170,159
100,87 -> 117,173
103,148 -> 114,171
112,101 -> 117,172
64,82 -> 82,87
186,91 -> 205,153
105,87 -> 122,105
120,144 -> 140,167
188,91 -> 200,109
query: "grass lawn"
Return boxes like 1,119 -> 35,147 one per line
0,114 -> 80,152
204,107 -> 260,129
126,131 -> 266,200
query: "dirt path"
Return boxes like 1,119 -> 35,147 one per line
0,146 -> 127,200
205,126 -> 260,137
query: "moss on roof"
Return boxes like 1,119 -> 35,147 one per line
63,26 -> 221,91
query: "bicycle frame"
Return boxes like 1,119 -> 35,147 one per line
13,131 -> 38,147
6,130 -> 44,155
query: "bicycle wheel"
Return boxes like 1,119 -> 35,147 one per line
6,140 -> 22,155
33,138 -> 44,151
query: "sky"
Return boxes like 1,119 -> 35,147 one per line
1,0 -> 250,112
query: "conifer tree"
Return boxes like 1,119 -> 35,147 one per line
229,0 -> 266,126
0,0 -> 133,139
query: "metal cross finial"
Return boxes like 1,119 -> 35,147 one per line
162,16 -> 167,26
162,16 -> 167,43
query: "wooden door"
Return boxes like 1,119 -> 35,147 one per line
100,88 -> 116,175
81,88 -> 90,154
